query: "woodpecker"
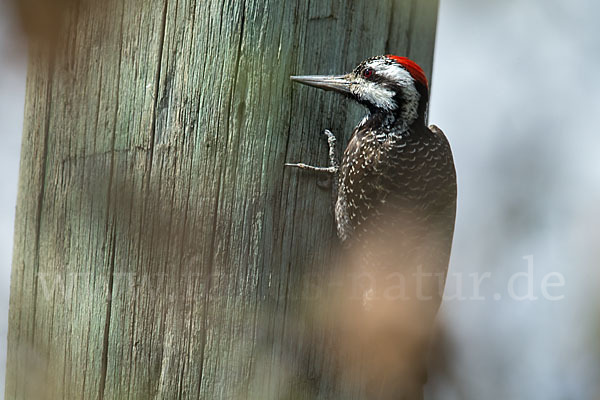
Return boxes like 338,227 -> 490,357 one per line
287,57 -> 457,398
287,55 -> 456,268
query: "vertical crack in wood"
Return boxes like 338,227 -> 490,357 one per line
29,53 -> 55,349
98,230 -> 117,399
98,2 -> 126,397
148,0 -> 170,165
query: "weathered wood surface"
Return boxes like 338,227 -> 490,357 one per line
6,0 -> 439,398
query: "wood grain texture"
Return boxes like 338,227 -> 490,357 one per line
6,0 -> 439,398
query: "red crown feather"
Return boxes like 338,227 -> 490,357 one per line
386,55 -> 428,88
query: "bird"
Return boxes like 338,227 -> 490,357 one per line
286,55 -> 457,399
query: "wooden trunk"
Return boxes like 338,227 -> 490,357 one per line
6,0 -> 439,398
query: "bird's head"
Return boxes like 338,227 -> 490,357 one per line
291,55 -> 429,126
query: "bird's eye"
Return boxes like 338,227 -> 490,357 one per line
363,68 -> 374,79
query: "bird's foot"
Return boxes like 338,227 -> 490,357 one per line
284,129 -> 339,174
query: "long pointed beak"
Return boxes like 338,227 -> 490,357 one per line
290,74 -> 352,96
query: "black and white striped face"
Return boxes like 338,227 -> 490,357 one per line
349,57 -> 421,116
291,55 -> 429,125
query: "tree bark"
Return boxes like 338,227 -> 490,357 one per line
6,0 -> 439,398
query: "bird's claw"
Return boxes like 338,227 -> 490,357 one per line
284,129 -> 339,175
